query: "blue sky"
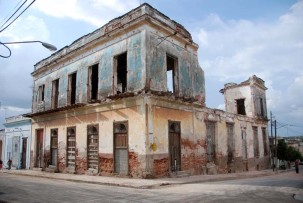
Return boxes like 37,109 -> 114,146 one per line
0,0 -> 302,136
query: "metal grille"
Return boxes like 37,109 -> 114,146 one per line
87,125 -> 99,170
67,127 -> 76,168
227,123 -> 234,163
50,129 -> 58,166
206,122 -> 216,162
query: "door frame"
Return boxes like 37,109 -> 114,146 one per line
50,128 -> 58,167
113,121 -> 129,175
168,121 -> 181,172
21,137 -> 27,169
35,129 -> 44,168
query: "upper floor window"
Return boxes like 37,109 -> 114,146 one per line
37,84 -> 45,103
88,64 -> 99,101
166,54 -> 178,94
114,52 -> 127,94
236,99 -> 246,115
68,72 -> 77,105
51,79 -> 59,109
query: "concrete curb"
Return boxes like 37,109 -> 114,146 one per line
1,169 -> 294,189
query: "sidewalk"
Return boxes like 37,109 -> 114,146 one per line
0,168 -> 292,189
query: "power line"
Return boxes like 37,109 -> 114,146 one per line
0,0 -> 27,30
0,0 -> 36,33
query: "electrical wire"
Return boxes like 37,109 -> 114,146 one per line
0,42 -> 12,58
0,0 -> 27,30
0,0 -> 35,33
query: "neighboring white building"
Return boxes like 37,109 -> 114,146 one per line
0,129 -> 4,162
3,115 -> 31,169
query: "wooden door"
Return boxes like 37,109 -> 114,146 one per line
21,138 -> 27,169
114,122 -> 128,175
35,129 -> 43,168
50,129 -> 58,166
169,122 -> 181,172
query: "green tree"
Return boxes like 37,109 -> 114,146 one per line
286,146 -> 302,161
277,139 -> 287,160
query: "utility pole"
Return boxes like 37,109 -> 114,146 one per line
274,120 -> 278,172
270,111 -> 274,171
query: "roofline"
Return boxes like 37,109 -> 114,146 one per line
32,3 -> 195,74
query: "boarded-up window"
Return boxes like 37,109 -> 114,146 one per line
87,125 -> 99,170
253,126 -> 259,157
206,122 -> 216,162
262,127 -> 268,156
227,123 -> 234,163
67,127 -> 76,168
166,54 -> 178,95
236,99 -> 246,115
68,72 -> 77,105
114,52 -> 127,94
242,129 -> 247,159
51,79 -> 59,109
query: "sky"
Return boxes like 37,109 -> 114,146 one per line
0,0 -> 302,136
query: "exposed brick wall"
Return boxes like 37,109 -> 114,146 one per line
75,150 -> 87,174
58,141 -> 66,172
128,151 -> 141,178
44,150 -> 51,168
99,153 -> 114,175
153,157 -> 169,177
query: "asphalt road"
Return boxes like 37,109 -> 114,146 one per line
0,170 -> 302,203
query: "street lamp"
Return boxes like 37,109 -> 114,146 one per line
0,40 -> 57,58
1,40 -> 57,51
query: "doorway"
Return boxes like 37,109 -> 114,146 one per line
21,138 -> 27,169
169,121 -> 181,172
35,129 -> 43,168
50,129 -> 58,167
114,122 -> 128,175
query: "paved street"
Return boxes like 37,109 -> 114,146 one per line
0,170 -> 302,203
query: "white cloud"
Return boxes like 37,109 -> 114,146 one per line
33,0 -> 140,27
193,1 -> 303,135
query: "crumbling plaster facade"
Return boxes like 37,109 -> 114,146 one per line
28,4 -> 270,178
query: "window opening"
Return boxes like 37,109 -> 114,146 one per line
260,98 -> 264,117
166,55 -> 177,93
68,72 -> 77,105
88,64 -> 99,101
51,79 -> 59,109
236,99 -> 246,115
37,85 -> 45,102
114,52 -> 127,94
87,125 -> 99,170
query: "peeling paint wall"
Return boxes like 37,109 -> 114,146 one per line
146,28 -> 205,103
29,4 -> 269,178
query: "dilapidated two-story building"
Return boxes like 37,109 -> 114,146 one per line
26,3 -> 269,178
